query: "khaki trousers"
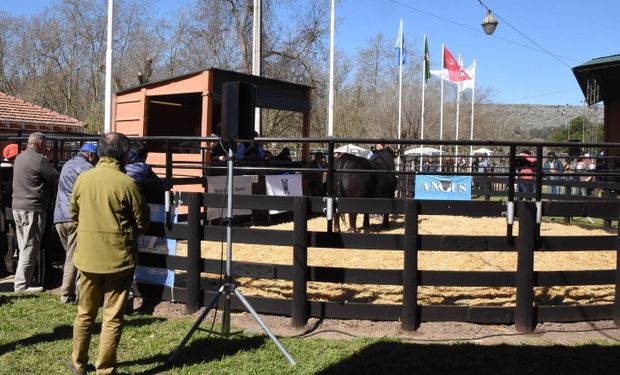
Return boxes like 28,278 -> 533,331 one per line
72,269 -> 133,375
13,209 -> 46,291
55,222 -> 79,303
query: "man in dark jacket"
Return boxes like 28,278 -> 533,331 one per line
125,140 -> 165,204
12,132 -> 59,292
53,143 -> 99,304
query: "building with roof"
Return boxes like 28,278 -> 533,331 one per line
573,54 -> 620,166
113,68 -> 313,189
0,91 -> 86,134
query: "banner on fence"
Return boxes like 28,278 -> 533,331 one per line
265,174 -> 303,214
135,204 -> 177,287
415,175 -> 472,200
206,175 -> 253,220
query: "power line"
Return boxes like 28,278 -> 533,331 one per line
385,0 -> 580,65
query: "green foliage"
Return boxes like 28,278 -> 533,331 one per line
549,116 -> 603,144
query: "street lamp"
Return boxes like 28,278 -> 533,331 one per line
481,10 -> 498,35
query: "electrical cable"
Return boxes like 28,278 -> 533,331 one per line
385,0 -> 581,65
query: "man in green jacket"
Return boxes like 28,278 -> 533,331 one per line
69,132 -> 149,375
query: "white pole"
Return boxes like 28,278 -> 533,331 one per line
103,0 -> 114,133
420,34 -> 426,140
469,59 -> 476,170
439,43 -> 444,170
455,53 -> 461,160
397,19 -> 403,143
252,0 -> 262,134
327,0 -> 335,137
397,19 -> 403,171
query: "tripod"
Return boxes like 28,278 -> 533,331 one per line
167,145 -> 296,366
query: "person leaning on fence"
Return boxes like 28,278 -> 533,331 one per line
126,140 -> 165,204
516,149 -> 536,196
575,153 -> 596,197
53,143 -> 99,304
69,132 -> 150,375
12,132 -> 59,293
543,151 -> 564,195
477,154 -> 494,195
236,131 -> 266,161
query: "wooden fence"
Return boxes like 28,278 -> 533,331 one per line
136,192 -> 620,333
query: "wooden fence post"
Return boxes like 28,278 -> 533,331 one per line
402,199 -> 419,331
614,204 -> 620,327
186,192 -> 203,314
292,196 -> 308,327
516,200 -> 536,333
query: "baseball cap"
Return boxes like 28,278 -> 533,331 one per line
80,143 -> 97,153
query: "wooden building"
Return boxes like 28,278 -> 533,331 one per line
573,54 -> 620,167
112,68 -> 313,184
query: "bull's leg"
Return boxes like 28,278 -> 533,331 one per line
348,213 -> 357,233
382,213 -> 390,228
363,213 -> 370,228
334,212 -> 341,232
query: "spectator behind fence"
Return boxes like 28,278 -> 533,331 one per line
236,131 -> 266,161
125,140 -> 165,204
543,151 -> 564,195
53,143 -> 99,304
516,149 -> 536,196
273,147 -> 292,162
421,156 -> 437,173
12,132 -> 59,293
70,132 -> 150,375
575,153 -> 596,196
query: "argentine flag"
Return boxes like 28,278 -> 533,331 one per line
395,19 -> 406,66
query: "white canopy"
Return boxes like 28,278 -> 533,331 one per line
404,146 -> 443,156
473,147 -> 493,155
334,144 -> 370,157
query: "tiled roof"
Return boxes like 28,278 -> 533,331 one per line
0,91 -> 85,132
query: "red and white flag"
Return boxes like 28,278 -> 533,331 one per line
443,47 -> 470,82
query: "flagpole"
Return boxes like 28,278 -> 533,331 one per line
420,34 -> 426,140
455,53 -> 462,160
439,43 -> 444,170
104,0 -> 114,133
327,0 -> 335,137
397,18 -> 403,171
469,59 -> 476,170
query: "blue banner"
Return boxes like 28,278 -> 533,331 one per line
415,175 -> 472,200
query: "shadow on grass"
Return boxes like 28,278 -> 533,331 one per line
0,316 -> 166,356
317,342 -> 620,375
119,335 -> 267,374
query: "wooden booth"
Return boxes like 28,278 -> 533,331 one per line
112,68 -> 313,190
573,54 -> 620,168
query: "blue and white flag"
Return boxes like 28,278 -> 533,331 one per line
395,19 -> 406,66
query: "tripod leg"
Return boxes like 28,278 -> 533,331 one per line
233,288 -> 296,365
167,289 -> 223,364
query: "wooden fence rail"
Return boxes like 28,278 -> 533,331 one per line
135,192 -> 620,333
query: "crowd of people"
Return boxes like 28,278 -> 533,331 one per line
1,132 -> 154,374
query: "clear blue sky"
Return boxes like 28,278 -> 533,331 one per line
2,0 -> 618,106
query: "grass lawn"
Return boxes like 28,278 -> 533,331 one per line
1,292 -> 619,374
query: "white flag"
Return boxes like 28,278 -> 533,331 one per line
458,60 -> 476,92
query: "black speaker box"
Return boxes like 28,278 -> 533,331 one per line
221,81 -> 256,140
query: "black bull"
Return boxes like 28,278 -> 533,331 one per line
333,150 -> 397,232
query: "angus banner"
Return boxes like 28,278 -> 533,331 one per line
206,175 -> 253,220
415,175 -> 472,200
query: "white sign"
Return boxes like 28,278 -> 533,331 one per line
265,174 -> 303,214
135,204 -> 176,287
206,175 -> 253,220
